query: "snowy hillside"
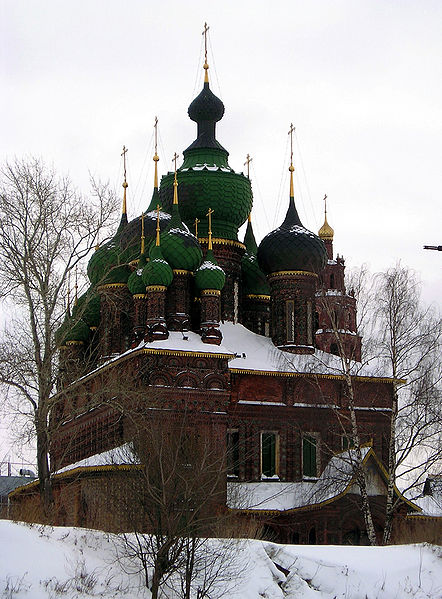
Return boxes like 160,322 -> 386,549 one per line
0,521 -> 440,598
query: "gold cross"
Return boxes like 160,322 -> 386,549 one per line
323,194 -> 328,214
202,22 -> 210,63
141,212 -> 145,255
194,217 -> 200,237
288,124 -> 295,165
244,153 -> 253,178
121,145 -> 128,181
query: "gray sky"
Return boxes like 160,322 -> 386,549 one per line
1,1 -> 441,464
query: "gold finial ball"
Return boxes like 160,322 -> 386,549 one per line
289,165 -> 295,172
203,62 -> 209,70
153,154 -> 159,162
122,181 -> 128,189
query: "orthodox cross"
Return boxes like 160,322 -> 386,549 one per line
67,272 -> 71,313
206,208 -> 214,249
155,204 -> 162,246
323,194 -> 328,216
74,266 -> 78,305
173,152 -> 179,173
154,117 -> 158,153
288,124 -> 295,165
121,145 -> 128,182
153,117 -> 159,188
202,22 -> 210,81
244,153 -> 253,178
288,124 -> 296,196
194,217 -> 200,237
141,212 -> 145,255
202,22 -> 210,64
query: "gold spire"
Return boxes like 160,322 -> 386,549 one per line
172,152 -> 179,205
155,204 -> 162,246
194,217 -> 200,237
153,117 -> 159,189
141,212 -> 145,255
202,22 -> 210,83
288,123 -> 295,198
121,145 -> 128,214
207,208 -> 214,250
244,153 -> 253,178
318,194 -> 334,241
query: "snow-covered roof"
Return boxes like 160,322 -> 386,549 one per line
53,444 -> 136,475
219,323 -> 385,379
410,494 -> 442,517
228,447 -> 419,513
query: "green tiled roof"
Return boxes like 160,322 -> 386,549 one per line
142,244 -> 173,287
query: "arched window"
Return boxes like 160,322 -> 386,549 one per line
308,527 -> 317,544
330,343 -> 339,356
330,273 -> 335,289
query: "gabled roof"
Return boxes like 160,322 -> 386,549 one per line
228,447 -> 420,515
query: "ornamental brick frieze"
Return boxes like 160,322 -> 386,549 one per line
166,271 -> 193,331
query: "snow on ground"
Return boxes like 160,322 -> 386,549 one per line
0,521 -> 440,598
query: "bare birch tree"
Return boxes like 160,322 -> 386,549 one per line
317,263 -> 441,545
0,157 -> 117,515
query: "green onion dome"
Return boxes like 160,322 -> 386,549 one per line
87,215 -> 130,286
158,81 -> 253,241
257,198 -> 327,275
194,248 -> 226,291
119,188 -> 171,264
160,203 -> 203,272
241,220 -> 270,296
142,244 -> 173,288
56,314 -> 90,346
127,254 -> 148,295
71,291 -> 101,328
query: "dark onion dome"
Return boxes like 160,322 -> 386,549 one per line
127,254 -> 148,295
142,243 -> 173,287
257,198 -> 327,275
157,81 -> 252,241
119,188 -> 171,264
160,201 -> 203,272
71,290 -> 101,328
87,214 -> 130,286
194,248 -> 226,291
241,218 -> 270,296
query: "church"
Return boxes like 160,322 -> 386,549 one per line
10,35 -> 420,544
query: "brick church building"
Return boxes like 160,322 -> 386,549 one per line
10,46 -> 419,544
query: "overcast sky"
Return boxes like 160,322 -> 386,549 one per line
1,1 -> 441,465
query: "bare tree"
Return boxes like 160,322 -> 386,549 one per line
373,265 -> 442,543
111,411 -> 244,599
317,263 -> 441,545
0,157 -> 117,515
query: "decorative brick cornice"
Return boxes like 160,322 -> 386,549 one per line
146,285 -> 167,292
173,269 -> 192,276
201,289 -> 221,296
133,293 -> 147,300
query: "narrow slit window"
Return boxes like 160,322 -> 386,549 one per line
286,300 -> 295,343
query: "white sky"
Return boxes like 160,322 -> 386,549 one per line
0,1 -> 441,464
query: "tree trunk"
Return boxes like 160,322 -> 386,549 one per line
35,410 -> 54,519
